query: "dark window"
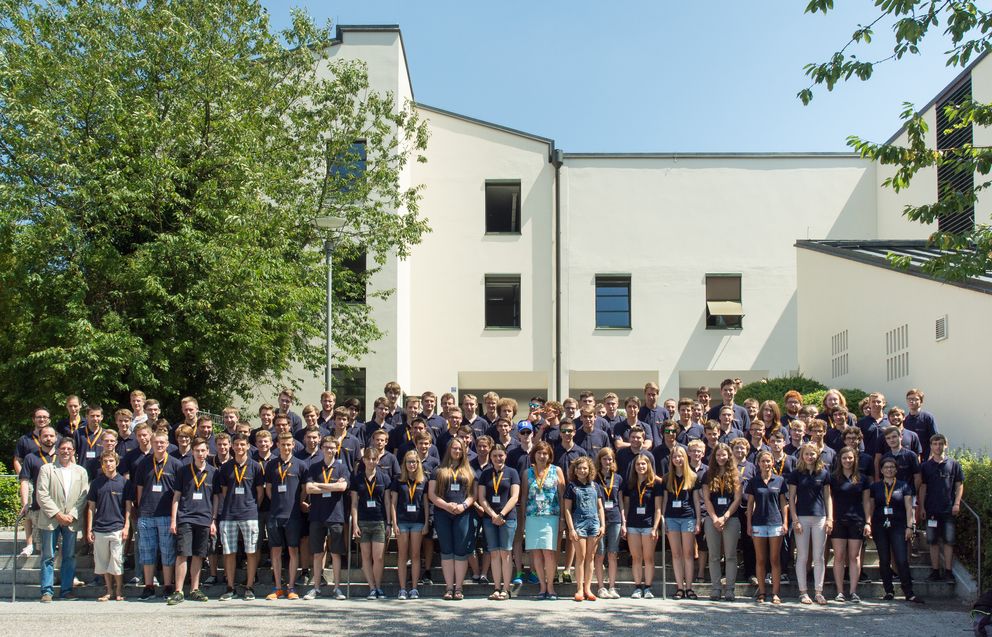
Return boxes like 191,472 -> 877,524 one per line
936,79 -> 974,234
333,367 -> 367,419
485,181 -> 521,233
705,274 -> 743,329
335,251 -> 366,304
329,141 -> 367,191
595,275 -> 631,328
485,275 -> 521,328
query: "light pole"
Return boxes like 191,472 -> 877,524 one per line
315,215 -> 346,391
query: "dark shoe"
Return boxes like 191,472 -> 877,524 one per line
202,575 -> 218,587
59,591 -> 78,600
927,569 -> 942,582
166,591 -> 184,605
907,595 -> 925,604
685,589 -> 698,600
243,588 -> 256,601
219,588 -> 236,601
944,570 -> 956,583
882,592 -> 895,601
188,589 -> 209,602
139,586 -> 157,601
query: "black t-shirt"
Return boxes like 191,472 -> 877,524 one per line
389,476 -> 428,524
662,472 -> 698,518
787,468 -> 830,517
17,450 -> 56,510
598,472 -> 624,524
305,458 -> 351,524
830,473 -> 868,522
133,454 -> 184,517
920,457 -> 964,516
174,463 -> 218,526
265,456 -> 306,520
624,478 -> 660,528
87,473 -> 128,532
350,467 -> 390,522
478,466 -> 520,520
218,459 -> 264,522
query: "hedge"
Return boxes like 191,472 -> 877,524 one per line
0,461 -> 20,527
953,450 -> 992,582
738,375 -> 869,414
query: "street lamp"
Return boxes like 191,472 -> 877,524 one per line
315,215 -> 346,391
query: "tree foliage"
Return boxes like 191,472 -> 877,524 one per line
800,0 -> 992,281
0,0 -> 429,421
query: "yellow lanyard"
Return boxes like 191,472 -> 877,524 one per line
493,468 -> 504,494
85,427 -> 102,450
407,480 -> 418,503
883,480 -> 895,507
191,465 -> 207,490
536,466 -> 550,488
600,472 -> 615,499
674,473 -> 685,500
153,454 -> 169,482
322,464 -> 335,484
233,462 -> 247,486
365,475 -> 377,499
277,460 -> 292,484
638,479 -> 649,506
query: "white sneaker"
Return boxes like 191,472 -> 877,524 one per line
608,587 -> 620,599
366,589 -> 377,600
397,589 -> 408,600
597,587 -> 609,599
631,587 -> 643,599
19,545 -> 33,557
333,587 -> 346,600
409,589 -> 420,599
303,588 -> 319,600
642,588 -> 654,599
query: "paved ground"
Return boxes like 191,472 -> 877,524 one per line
0,596 -> 973,636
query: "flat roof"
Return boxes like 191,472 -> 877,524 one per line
795,239 -> 992,295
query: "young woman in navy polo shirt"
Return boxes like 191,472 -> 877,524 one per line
830,445 -> 870,602
594,448 -> 624,599
662,446 -> 701,600
623,452 -> 662,599
390,451 -> 429,600
702,442 -> 742,601
746,450 -> 789,604
788,442 -> 833,605
867,457 -> 922,603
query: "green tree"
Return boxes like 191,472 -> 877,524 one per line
0,0 -> 429,426
800,0 -> 992,281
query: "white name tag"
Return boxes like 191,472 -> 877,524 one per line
85,451 -> 96,459
636,506 -> 646,515
277,484 -> 287,493
672,500 -> 683,508
491,495 -> 501,504
366,499 -> 376,509
883,506 -> 894,515
450,483 -> 460,492
717,497 -> 728,506
928,519 -> 938,528
192,492 -> 203,501
604,501 -> 614,510
234,487 -> 245,495
322,492 -> 332,498
535,494 -> 546,502
406,504 -> 417,513
151,484 -> 163,493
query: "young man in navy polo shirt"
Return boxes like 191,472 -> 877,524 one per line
904,389 -> 939,460
706,379 -> 750,432
87,450 -> 130,601
303,436 -> 351,600
919,434 -> 964,582
217,433 -> 264,600
264,432 -> 306,600
133,430 -> 183,600
168,438 -> 218,604
16,421 -> 57,559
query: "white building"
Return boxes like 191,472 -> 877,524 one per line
262,25 -> 990,450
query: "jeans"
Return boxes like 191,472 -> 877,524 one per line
704,517 -> 741,593
875,523 -> 914,597
41,525 -> 77,597
434,509 -> 472,560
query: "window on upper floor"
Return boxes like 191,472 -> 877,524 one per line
595,275 -> 631,329
485,180 -> 521,234
328,141 -> 367,191
485,275 -> 520,328
705,274 -> 743,329
334,250 -> 367,305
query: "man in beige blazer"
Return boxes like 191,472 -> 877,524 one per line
36,436 -> 90,602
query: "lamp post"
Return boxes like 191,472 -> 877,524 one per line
315,215 -> 346,391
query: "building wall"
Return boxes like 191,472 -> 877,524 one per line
797,247 -> 990,451
561,155 -> 876,400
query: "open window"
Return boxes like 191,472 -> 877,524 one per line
485,181 -> 521,234
705,274 -> 743,329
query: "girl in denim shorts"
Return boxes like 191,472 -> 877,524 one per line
563,456 -> 605,602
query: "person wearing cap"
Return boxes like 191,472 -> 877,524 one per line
507,419 -> 536,587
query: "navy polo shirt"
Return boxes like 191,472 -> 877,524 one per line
88,473 -> 129,532
18,450 -> 57,509
305,458 -> 351,524
598,472 -> 624,524
830,474 -> 868,523
707,403 -> 750,432
133,454 -> 184,517
868,480 -> 912,527
574,427 -> 611,457
920,457 -> 964,516
662,472 -> 698,519
390,475 -> 428,523
350,467 -> 390,522
175,463 -> 218,526
265,456 -> 305,520
616,448 -> 655,484
904,411 -> 938,459
879,447 -> 921,489
554,443 -> 588,475
745,473 -> 787,526
218,459 -> 264,521
479,466 -> 520,520
624,478 -> 661,528
788,467 -> 830,517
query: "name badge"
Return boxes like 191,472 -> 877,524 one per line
406,504 -> 417,513
928,519 -> 939,528
717,497 -> 728,506
366,499 -> 377,509
86,451 -> 96,459
450,483 -> 460,492
535,494 -> 546,502
277,484 -> 287,493
672,500 -> 683,508
234,487 -> 245,495
151,484 -> 163,493
604,501 -> 614,510
883,506 -> 893,515
636,506 -> 646,515
192,492 -> 203,501
491,495 -> 501,504
322,492 -> 332,498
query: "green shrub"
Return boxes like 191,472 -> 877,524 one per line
952,450 -> 992,581
0,460 -> 21,527
803,389 -> 827,410
738,375 -> 827,405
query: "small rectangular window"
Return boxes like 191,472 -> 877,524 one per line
335,251 -> 366,305
705,274 -> 743,329
485,275 -> 521,328
595,275 -> 631,329
332,366 -> 367,419
485,181 -> 521,233
328,141 -> 367,191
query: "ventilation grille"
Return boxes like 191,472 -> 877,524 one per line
831,329 -> 849,379
936,77 -> 974,234
885,324 -> 910,382
935,315 -> 948,341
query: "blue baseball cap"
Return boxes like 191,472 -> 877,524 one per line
517,421 -> 534,433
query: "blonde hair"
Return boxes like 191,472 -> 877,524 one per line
795,442 -> 825,474
567,455 -> 598,483
434,438 -> 475,495
627,451 -> 657,487
399,450 -> 425,483
664,446 -> 697,492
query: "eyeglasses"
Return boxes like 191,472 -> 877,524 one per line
519,430 -> 533,435
663,429 -> 676,434
560,429 -> 574,434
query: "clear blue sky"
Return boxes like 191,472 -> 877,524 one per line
260,1 -> 967,153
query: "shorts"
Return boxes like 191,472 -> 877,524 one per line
483,517 -> 517,552
574,521 -> 601,538
176,523 -> 212,558
137,516 -> 176,566
358,520 -> 386,544
665,516 -> 696,534
219,519 -> 260,554
597,522 -> 622,555
93,530 -> 124,575
926,515 -> 956,545
751,524 -> 784,538
266,516 -> 303,549
524,515 -> 559,551
309,522 -> 346,555
627,526 -> 654,536
397,521 -> 427,535
831,518 -> 865,540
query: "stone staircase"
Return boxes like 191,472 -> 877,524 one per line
0,529 -> 960,601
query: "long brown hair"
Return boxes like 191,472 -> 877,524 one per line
831,445 -> 862,484
433,438 -> 475,494
706,442 -> 740,494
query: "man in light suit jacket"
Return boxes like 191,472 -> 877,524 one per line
36,436 -> 90,602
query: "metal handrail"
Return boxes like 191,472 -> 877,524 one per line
660,524 -> 667,599
962,499 -> 982,593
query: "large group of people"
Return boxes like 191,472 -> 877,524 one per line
13,380 -> 964,606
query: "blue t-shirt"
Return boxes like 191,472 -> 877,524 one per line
479,466 -> 520,520
788,467 -> 830,517
745,473 -> 787,527
87,473 -> 128,532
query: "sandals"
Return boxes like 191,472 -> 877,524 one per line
685,589 -> 698,600
97,594 -> 112,602
443,589 -> 454,601
799,592 -> 812,605
453,588 -> 464,601
814,592 -> 827,605
755,593 -> 766,604
771,594 -> 782,605
674,589 -> 686,600
489,590 -> 502,601
574,592 -> 584,602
